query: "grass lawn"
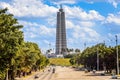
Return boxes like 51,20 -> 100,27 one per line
49,58 -> 71,66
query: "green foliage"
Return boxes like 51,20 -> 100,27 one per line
0,71 -> 5,80
69,58 -> 76,65
49,58 -> 71,66
69,54 -> 81,66
71,43 -> 120,73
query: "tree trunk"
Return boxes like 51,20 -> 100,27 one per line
6,69 -> 8,80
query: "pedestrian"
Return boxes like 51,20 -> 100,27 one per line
52,68 -> 55,73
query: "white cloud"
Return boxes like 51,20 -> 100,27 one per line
64,6 -> 105,21
39,25 -> 56,36
51,0 -> 120,8
19,20 -> 39,27
19,21 -> 56,39
47,17 -> 56,26
88,10 -> 105,20
81,0 -> 120,8
67,38 -> 74,44
18,21 -> 40,38
24,32 -> 37,38
43,40 -> 50,45
0,0 -> 57,17
0,0 -> 104,21
105,13 -> 120,25
72,25 -> 100,42
108,0 -> 118,8
51,0 -> 76,5
79,21 -> 95,27
66,20 -> 75,29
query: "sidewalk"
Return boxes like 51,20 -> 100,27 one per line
15,67 -> 50,80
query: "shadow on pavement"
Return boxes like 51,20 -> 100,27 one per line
86,73 -> 111,76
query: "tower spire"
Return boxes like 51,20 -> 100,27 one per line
59,4 -> 63,12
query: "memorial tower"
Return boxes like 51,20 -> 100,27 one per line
55,5 -> 67,55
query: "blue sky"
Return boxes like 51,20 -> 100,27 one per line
0,0 -> 120,53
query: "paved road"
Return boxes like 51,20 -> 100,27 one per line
16,66 -> 118,80
50,66 -> 117,80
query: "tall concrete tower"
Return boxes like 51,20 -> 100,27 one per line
56,5 -> 67,55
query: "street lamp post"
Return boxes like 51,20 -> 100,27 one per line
103,41 -> 106,72
84,42 -> 86,49
115,35 -> 119,75
49,43 -> 51,49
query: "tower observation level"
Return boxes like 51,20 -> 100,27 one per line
55,5 -> 67,55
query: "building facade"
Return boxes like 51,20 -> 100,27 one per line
55,5 -> 67,55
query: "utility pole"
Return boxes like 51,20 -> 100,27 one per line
103,40 -> 105,45
116,35 -> 119,75
110,39 -> 112,47
97,47 -> 99,71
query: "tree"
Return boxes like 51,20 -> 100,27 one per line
64,54 -> 75,58
16,42 -> 49,76
0,8 -> 24,80
75,49 -> 80,53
